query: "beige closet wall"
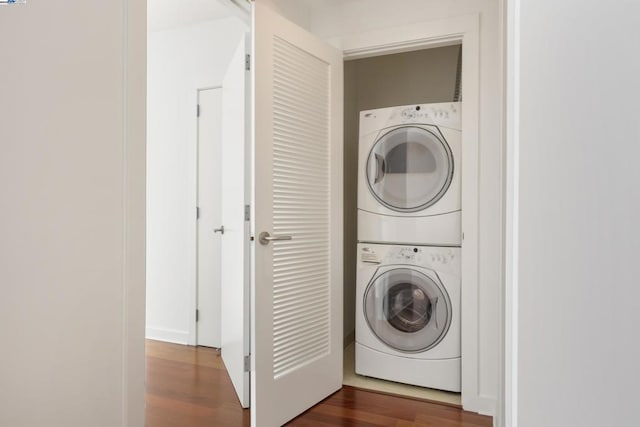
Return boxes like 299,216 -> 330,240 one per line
343,45 -> 461,342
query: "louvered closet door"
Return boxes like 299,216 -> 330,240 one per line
252,2 -> 343,426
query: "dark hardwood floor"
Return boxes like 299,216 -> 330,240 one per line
146,339 -> 249,426
146,340 -> 492,427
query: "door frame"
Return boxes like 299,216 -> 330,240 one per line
188,84 -> 223,345
334,14 -> 488,415
503,0 -> 519,426
123,0 -> 146,424
194,86 -> 224,347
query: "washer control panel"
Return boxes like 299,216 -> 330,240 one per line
358,243 -> 461,274
360,245 -> 382,264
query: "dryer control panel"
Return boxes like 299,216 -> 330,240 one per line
360,102 -> 461,134
399,104 -> 455,120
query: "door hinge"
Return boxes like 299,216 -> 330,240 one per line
245,54 -> 251,71
197,104 -> 201,117
196,309 -> 200,322
196,206 -> 200,220
244,204 -> 250,221
244,355 -> 251,372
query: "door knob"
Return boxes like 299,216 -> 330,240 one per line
214,225 -> 225,234
258,231 -> 292,245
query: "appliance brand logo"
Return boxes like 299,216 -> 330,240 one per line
1,0 -> 27,4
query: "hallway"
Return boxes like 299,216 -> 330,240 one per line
145,340 -> 492,426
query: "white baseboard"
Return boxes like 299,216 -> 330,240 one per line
463,394 -> 498,418
145,327 -> 190,345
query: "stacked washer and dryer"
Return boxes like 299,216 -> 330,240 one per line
355,102 -> 462,392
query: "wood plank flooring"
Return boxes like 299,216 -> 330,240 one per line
146,340 -> 492,427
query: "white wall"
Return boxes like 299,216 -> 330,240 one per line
306,0 -> 503,415
146,16 -> 246,344
0,1 -> 146,426
261,0 -> 312,30
515,1 -> 640,426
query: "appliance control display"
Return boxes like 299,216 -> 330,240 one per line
427,250 -> 456,265
358,245 -> 460,277
400,104 -> 459,122
360,246 -> 381,263
381,246 -> 458,268
393,247 -> 419,262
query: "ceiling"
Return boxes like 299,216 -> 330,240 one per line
297,0 -> 360,10
147,0 -> 360,32
148,0 -> 236,32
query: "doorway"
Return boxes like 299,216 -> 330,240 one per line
342,44 -> 464,407
196,87 -> 223,348
144,0 -> 250,386
145,1 -> 248,344
145,0 -> 488,424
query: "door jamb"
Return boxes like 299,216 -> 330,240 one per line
503,0 -> 519,425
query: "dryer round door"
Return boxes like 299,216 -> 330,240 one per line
366,126 -> 454,213
364,267 -> 452,353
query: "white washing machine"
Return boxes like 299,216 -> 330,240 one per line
355,243 -> 461,392
358,102 -> 462,246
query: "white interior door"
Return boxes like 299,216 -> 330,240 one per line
252,3 -> 344,426
220,34 -> 251,409
197,88 -> 223,348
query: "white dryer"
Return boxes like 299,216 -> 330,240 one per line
355,243 -> 460,392
358,102 -> 461,246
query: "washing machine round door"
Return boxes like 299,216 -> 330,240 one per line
364,268 -> 452,353
366,126 -> 454,212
